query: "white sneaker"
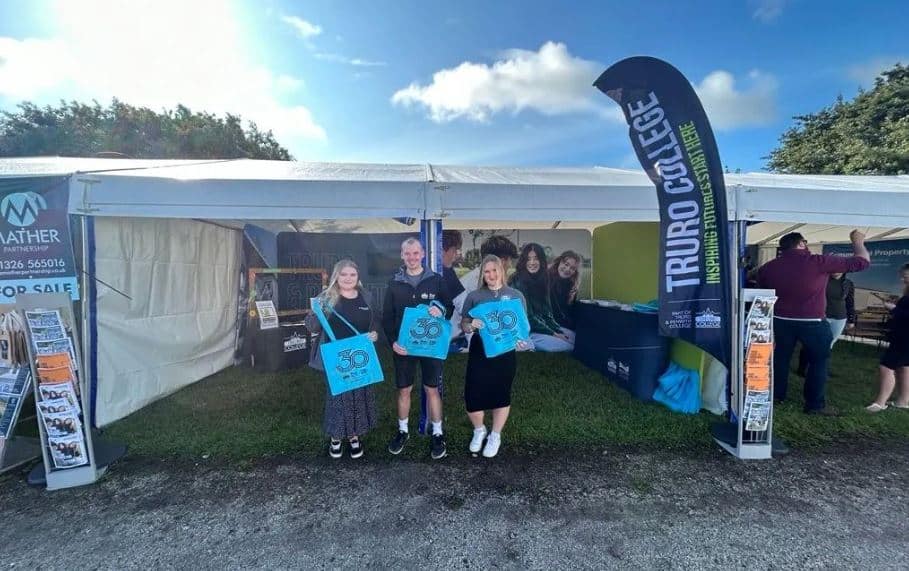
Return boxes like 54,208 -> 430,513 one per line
469,427 -> 487,453
482,433 -> 501,458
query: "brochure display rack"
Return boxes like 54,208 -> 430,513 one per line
712,288 -> 776,460
15,293 -> 107,490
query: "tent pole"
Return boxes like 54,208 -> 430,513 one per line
79,214 -> 93,428
422,219 -> 442,273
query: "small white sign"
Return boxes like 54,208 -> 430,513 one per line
255,301 -> 279,330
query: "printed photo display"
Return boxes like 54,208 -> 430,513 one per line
743,296 -> 777,433
48,435 -> 87,469
23,307 -> 89,469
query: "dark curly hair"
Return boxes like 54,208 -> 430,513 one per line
480,235 -> 518,260
511,243 -> 549,300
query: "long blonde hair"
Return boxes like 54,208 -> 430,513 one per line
318,259 -> 363,313
477,255 -> 506,290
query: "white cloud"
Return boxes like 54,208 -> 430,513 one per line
847,56 -> 907,87
751,0 -> 785,23
0,0 -> 326,144
281,15 -> 322,39
391,41 -> 612,123
694,70 -> 778,129
314,53 -> 387,67
0,37 -> 77,99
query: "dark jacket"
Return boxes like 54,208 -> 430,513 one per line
549,276 -> 575,329
508,273 -> 562,336
825,276 -> 855,323
381,267 -> 454,344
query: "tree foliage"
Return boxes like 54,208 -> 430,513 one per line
0,99 -> 292,160
767,64 -> 909,174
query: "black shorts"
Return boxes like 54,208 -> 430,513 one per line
393,354 -> 443,389
880,341 -> 909,370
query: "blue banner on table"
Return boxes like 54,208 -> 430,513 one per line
594,57 -> 732,368
468,298 -> 531,358
397,301 -> 451,360
0,177 -> 79,302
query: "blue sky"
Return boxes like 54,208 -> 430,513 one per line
0,0 -> 905,171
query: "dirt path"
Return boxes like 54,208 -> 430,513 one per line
2,441 -> 907,569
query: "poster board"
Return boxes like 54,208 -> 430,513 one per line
248,268 -> 325,319
0,303 -> 40,473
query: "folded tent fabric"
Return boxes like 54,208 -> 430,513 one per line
653,362 -> 701,414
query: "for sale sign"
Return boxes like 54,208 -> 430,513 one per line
0,177 -> 79,302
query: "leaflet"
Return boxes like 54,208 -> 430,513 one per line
25,310 -> 64,329
40,409 -> 83,439
745,401 -> 771,432
0,366 -> 30,397
29,325 -> 67,343
37,352 -> 73,370
255,300 -> 279,330
37,398 -> 76,416
48,435 -> 89,469
33,338 -> 78,370
0,395 -> 24,439
38,365 -> 77,385
38,381 -> 81,412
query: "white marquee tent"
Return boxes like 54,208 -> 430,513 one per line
3,157 -> 909,425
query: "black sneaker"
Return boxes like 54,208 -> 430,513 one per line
329,439 -> 343,459
349,438 -> 364,459
387,431 -> 409,455
430,433 -> 447,460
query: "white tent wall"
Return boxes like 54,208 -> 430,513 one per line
92,217 -> 241,426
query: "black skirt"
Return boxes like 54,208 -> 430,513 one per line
881,339 -> 909,370
464,334 -> 516,412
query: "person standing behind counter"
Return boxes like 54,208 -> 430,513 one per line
461,255 -> 531,458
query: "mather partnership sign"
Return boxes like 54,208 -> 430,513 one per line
0,177 -> 79,302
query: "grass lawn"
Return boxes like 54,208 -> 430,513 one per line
103,341 -> 909,462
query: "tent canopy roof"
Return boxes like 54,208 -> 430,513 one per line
2,157 -> 908,241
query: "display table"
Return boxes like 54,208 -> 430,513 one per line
572,302 -> 670,401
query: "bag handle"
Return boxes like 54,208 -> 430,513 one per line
428,300 -> 446,316
311,298 -> 362,342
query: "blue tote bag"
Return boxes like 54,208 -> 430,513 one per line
652,362 -> 701,414
468,297 -> 531,358
311,299 -> 384,396
397,300 -> 451,360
